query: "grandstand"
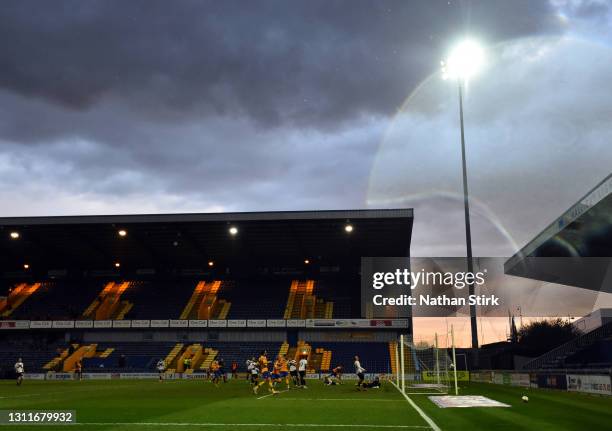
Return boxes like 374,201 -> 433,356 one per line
506,175 -> 612,371
521,320 -> 612,370
0,210 -> 413,376
506,173 -> 612,293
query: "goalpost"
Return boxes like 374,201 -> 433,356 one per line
394,327 -> 458,395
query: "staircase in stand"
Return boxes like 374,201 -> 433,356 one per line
162,344 -> 220,373
180,281 -> 231,320
82,282 -> 134,320
283,280 -> 333,319
44,346 -> 72,371
278,342 -> 289,358
284,340 -> 332,373
0,283 -> 42,317
163,343 -> 185,372
62,344 -> 98,372
200,348 -> 218,371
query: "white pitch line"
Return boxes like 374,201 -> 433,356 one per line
25,422 -> 431,428
256,389 -> 289,400
0,393 -> 41,399
269,398 -> 403,402
391,381 -> 440,431
0,383 -> 144,400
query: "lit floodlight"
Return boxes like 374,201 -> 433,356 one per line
344,224 -> 354,233
118,229 -> 127,237
208,261 -> 214,267
229,226 -> 239,236
441,37 -> 486,349
304,259 -> 310,264
441,39 -> 485,81
23,264 -> 30,270
10,231 -> 20,239
114,262 -> 121,268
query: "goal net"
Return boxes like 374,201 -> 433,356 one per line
393,334 -> 456,395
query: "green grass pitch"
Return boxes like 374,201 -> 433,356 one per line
2,378 -> 611,430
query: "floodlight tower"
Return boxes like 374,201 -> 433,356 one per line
441,39 -> 485,350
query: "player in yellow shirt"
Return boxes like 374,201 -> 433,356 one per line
211,360 -> 221,387
255,351 -> 277,394
270,356 -> 281,389
277,355 -> 290,390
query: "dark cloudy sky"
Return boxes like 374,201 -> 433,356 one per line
1,0 -> 611,258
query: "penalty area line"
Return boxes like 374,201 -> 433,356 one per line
391,381 -> 440,431
257,389 -> 289,400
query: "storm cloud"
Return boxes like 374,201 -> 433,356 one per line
0,0 -> 561,130
0,0 -> 605,259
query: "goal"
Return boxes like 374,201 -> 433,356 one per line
393,332 -> 458,395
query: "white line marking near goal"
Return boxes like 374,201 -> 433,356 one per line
25,423 -> 431,428
391,381 -> 440,431
257,389 -> 289,399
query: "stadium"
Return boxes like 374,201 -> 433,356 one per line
0,209 -> 413,380
2,1 -> 612,430
2,201 -> 612,430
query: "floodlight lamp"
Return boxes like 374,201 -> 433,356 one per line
441,39 -> 485,81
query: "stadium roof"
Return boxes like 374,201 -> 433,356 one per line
0,209 -> 413,276
505,174 -> 612,292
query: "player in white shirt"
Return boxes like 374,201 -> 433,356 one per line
247,358 -> 259,393
354,355 -> 366,390
288,359 -> 298,387
15,358 -> 24,386
298,356 -> 308,388
156,359 -> 165,382
245,358 -> 252,380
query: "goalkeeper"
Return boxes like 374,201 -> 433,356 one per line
363,375 -> 381,389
